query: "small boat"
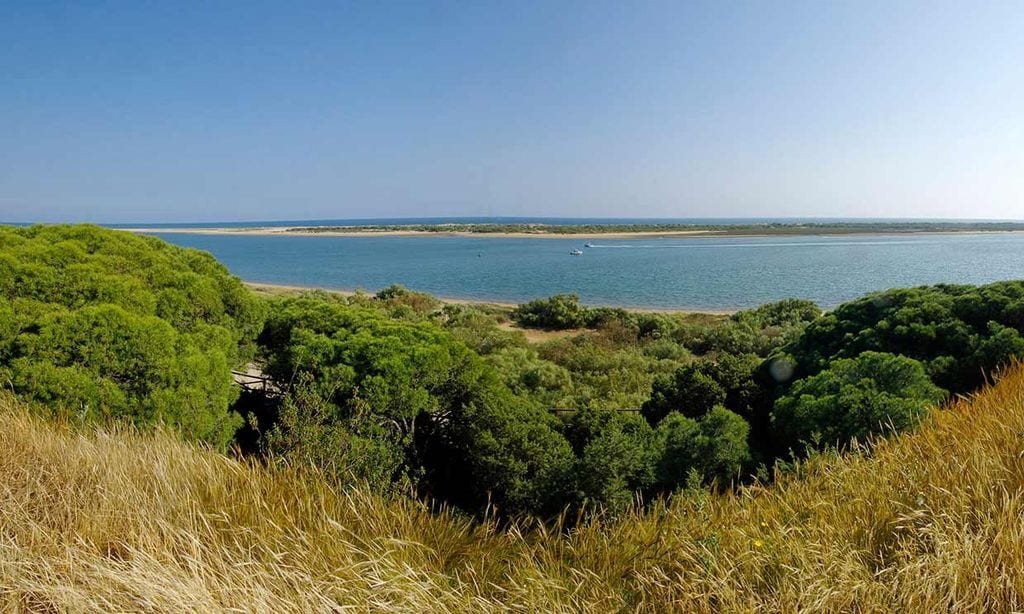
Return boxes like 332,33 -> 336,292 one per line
584,243 -> 594,248
569,249 -> 583,256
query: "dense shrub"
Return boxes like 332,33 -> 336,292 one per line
0,225 -> 264,447
511,293 -> 589,329
656,406 -> 751,489
771,351 -> 946,450
538,335 -> 672,410
784,282 -> 1024,392
562,409 -> 661,514
731,298 -> 822,328
374,284 -> 440,316
256,297 -> 575,516
262,373 -> 407,493
417,384 -> 576,516
485,346 -> 573,407
643,364 -> 725,424
641,353 -> 765,424
433,303 -> 525,355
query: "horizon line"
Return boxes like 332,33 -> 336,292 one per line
4,215 -> 1024,227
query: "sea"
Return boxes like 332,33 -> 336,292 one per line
136,218 -> 1024,311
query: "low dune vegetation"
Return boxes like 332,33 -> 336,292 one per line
4,224 -> 1024,609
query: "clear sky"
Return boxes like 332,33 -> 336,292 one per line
2,1 -> 1022,223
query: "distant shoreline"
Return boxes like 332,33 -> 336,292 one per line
243,282 -> 739,315
130,226 -> 725,239
126,222 -> 1024,240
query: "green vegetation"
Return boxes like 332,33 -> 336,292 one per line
0,225 -> 264,447
772,351 -> 946,449
7,364 -> 1024,611
6,224 -> 1024,523
9,224 -> 1024,609
254,295 -> 573,515
511,292 -> 592,329
223,276 -> 1024,516
784,281 -> 1024,392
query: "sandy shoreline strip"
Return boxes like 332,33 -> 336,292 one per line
127,226 -> 724,239
126,226 -> 1024,240
244,282 -> 738,315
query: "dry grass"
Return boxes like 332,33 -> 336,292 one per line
496,320 -> 588,344
4,365 -> 1024,612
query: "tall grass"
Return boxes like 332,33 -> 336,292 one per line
4,366 -> 1024,611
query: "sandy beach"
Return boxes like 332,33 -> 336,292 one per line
126,226 -> 727,239
125,225 -> 1024,241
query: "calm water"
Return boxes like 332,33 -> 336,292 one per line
152,232 -> 1024,310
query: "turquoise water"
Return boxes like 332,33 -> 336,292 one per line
152,232 -> 1024,310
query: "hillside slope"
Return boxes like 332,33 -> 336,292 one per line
3,365 -> 1024,612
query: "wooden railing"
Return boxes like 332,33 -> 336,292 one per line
231,370 -> 282,397
548,407 -> 641,415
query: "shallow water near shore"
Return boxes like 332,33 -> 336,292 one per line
151,232 -> 1024,310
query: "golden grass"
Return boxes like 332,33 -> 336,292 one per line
4,365 -> 1024,611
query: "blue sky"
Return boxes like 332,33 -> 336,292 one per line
2,1 -> 1022,223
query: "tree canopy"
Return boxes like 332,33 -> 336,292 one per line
771,351 -> 947,450
256,297 -> 575,515
784,283 -> 1024,392
0,225 -> 264,447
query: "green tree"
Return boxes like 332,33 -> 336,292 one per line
257,297 -> 576,517
732,298 -> 822,328
423,389 -> 575,517
0,225 -> 264,447
562,409 -> 660,514
263,374 -> 408,493
783,282 -> 1024,392
771,351 -> 946,451
656,406 -> 750,490
511,294 -> 589,329
642,364 -> 726,424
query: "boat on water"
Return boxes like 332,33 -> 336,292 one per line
584,243 -> 594,248
569,249 -> 584,256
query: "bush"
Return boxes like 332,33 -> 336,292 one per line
771,351 -> 946,450
0,225 -> 264,447
656,406 -> 751,489
374,284 -> 440,316
434,303 -> 525,355
511,294 -> 589,329
257,297 -> 575,516
262,373 -> 408,493
485,346 -> 572,407
539,336 -> 663,410
642,364 -> 726,424
784,282 -> 1024,392
732,298 -> 822,328
562,409 -> 661,514
420,388 -> 575,517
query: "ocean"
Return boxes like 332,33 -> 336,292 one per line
148,230 -> 1024,311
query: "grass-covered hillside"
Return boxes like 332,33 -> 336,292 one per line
3,363 -> 1024,611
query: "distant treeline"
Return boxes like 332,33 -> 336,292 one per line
283,221 -> 1024,235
